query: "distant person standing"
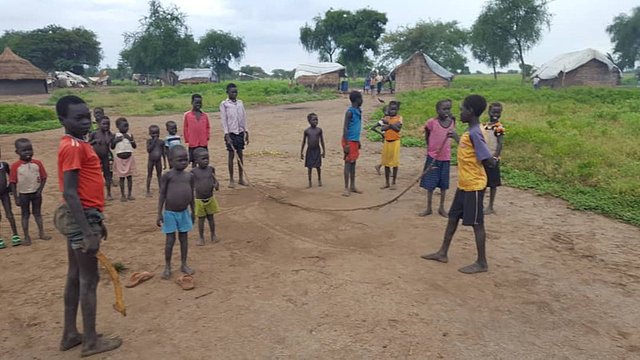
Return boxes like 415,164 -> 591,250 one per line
183,94 -> 210,166
220,83 -> 249,188
533,76 -> 540,90
375,73 -> 384,95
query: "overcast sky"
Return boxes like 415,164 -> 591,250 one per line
0,0 -> 636,73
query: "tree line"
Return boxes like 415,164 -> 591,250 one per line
0,0 -> 638,80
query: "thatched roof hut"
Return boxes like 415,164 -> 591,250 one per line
532,48 -> 621,88
0,47 -> 48,95
391,52 -> 453,92
294,63 -> 345,89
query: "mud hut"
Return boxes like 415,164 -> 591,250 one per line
0,47 -> 48,95
294,63 -> 345,89
532,48 -> 621,88
391,52 -> 453,92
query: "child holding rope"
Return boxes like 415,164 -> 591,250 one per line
342,91 -> 364,197
421,94 -> 497,274
371,101 -> 402,190
419,99 -> 455,217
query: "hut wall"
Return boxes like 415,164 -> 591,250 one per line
395,55 -> 449,92
539,59 -> 620,88
0,79 -> 47,95
296,71 -> 340,89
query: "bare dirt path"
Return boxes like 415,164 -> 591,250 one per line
1,95 -> 639,359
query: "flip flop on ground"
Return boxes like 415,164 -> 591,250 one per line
176,274 -> 195,290
125,271 -> 154,288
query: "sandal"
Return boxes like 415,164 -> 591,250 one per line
125,271 -> 154,288
176,274 -> 195,290
0,238 -> 6,249
11,235 -> 21,246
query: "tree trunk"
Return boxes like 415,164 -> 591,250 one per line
492,61 -> 497,80
516,39 -> 526,83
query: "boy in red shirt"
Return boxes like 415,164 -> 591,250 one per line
54,95 -> 122,356
10,138 -> 50,245
183,94 -> 210,167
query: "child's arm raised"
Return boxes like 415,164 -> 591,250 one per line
129,134 -> 137,149
146,138 -> 155,153
157,173 -> 169,227
370,122 -> 384,137
111,134 -> 122,149
320,128 -> 325,158
300,129 -> 307,160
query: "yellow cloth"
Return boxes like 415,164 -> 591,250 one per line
194,196 -> 220,217
383,115 -> 402,141
457,131 -> 487,191
380,139 -> 400,167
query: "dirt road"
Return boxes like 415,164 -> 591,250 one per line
1,95 -> 639,359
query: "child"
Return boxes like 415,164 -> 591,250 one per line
373,105 -> 389,175
111,117 -> 137,201
372,101 -> 402,189
419,99 -> 455,217
0,147 -> 20,247
92,107 -> 105,132
146,124 -> 167,196
88,116 -> 114,200
483,102 -> 505,214
220,83 -> 249,188
300,113 -> 325,188
421,94 -> 497,274
191,148 -> 220,245
342,91 -> 363,197
165,120 -> 182,150
364,76 -> 371,94
157,145 -> 195,280
183,94 -> 210,167
55,95 -> 122,356
10,138 -> 50,245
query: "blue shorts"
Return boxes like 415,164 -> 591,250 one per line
419,156 -> 450,191
162,209 -> 193,234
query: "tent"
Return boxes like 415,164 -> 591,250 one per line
0,47 -> 48,95
390,52 -> 453,92
171,68 -> 218,84
532,48 -> 621,88
294,63 -> 345,89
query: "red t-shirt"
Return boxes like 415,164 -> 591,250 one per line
183,110 -> 210,148
57,135 -> 105,211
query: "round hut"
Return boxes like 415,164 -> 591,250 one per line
0,47 -> 48,95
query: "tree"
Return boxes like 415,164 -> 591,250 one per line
606,7 -> 640,70
120,0 -> 198,77
0,25 -> 101,73
239,65 -> 268,78
271,68 -> 294,79
199,29 -> 245,80
479,0 -> 552,82
382,20 -> 468,73
470,12 -> 514,79
299,9 -> 387,76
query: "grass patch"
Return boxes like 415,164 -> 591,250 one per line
366,73 -> 640,225
47,80 -> 339,117
0,104 -> 59,134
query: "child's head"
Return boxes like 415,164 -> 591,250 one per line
14,138 -> 33,161
193,147 -> 209,168
349,91 -> 363,107
149,124 -> 160,138
99,116 -> 110,132
56,95 -> 92,138
115,117 -> 129,133
436,99 -> 452,120
165,120 -> 177,135
168,145 -> 189,171
488,102 -> 503,122
388,101 -> 400,116
226,83 -> 238,100
307,113 -> 318,127
93,107 -> 104,122
191,94 -> 202,111
460,95 -> 487,123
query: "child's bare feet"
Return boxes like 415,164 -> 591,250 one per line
196,237 -> 205,246
418,209 -> 432,217
60,332 -> 83,351
438,208 -> 448,217
39,232 -> 51,240
238,179 -> 248,186
307,182 -> 312,188
181,264 -> 195,275
106,194 -> 113,201
145,191 -> 152,198
80,336 -> 122,357
211,235 -> 219,243
342,189 -> 350,197
484,207 -> 495,215
374,164 -> 381,175
350,188 -> 363,194
127,195 -> 135,201
228,180 -> 236,188
421,251 -> 448,263
318,180 -> 322,187
22,235 -> 32,246
458,262 -> 488,274
120,196 -> 127,202
389,184 -> 397,190
380,184 -> 390,189
161,266 -> 171,280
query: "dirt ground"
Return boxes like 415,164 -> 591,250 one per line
1,94 -> 639,359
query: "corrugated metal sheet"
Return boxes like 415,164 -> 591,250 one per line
532,48 -> 620,80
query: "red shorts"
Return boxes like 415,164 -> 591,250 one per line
342,139 -> 360,162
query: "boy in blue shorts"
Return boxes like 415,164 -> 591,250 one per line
421,95 -> 497,274
157,145 -> 195,280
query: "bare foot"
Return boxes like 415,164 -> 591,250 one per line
228,181 -> 236,188
418,209 -> 432,217
22,236 -> 32,246
39,233 -> 52,240
389,184 -> 397,190
60,332 -> 83,351
161,267 -> 171,280
374,164 -> 382,175
181,264 -> 195,275
342,189 -> 350,197
80,336 -> 122,357
421,251 -> 448,263
238,179 -> 248,186
438,208 -> 448,218
350,188 -> 363,194
145,192 -> 152,198
196,237 -> 205,246
318,181 -> 322,187
211,235 -> 220,243
106,194 -> 113,201
458,262 -> 488,274
307,183 -> 312,189
127,195 -> 135,201
484,208 -> 495,215
120,196 -> 127,202
380,184 -> 390,189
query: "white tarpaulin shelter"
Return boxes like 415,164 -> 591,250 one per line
173,68 -> 217,83
532,48 -> 619,80
294,63 -> 345,79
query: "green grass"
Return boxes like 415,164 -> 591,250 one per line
47,80 -> 339,116
366,73 -> 640,226
0,104 -> 59,134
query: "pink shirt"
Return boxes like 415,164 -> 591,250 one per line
425,117 -> 455,161
219,99 -> 248,135
183,111 -> 210,148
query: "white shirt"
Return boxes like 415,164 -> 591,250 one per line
219,99 -> 248,135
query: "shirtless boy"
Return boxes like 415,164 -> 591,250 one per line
300,113 -> 325,188
88,116 -> 114,200
191,148 -> 220,245
146,125 -> 166,196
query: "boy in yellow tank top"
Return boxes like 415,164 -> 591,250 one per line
421,95 -> 497,274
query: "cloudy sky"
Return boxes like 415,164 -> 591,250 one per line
0,0 -> 636,72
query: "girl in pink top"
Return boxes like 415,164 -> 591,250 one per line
419,99 -> 456,217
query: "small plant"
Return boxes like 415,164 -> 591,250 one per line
113,262 -> 127,273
